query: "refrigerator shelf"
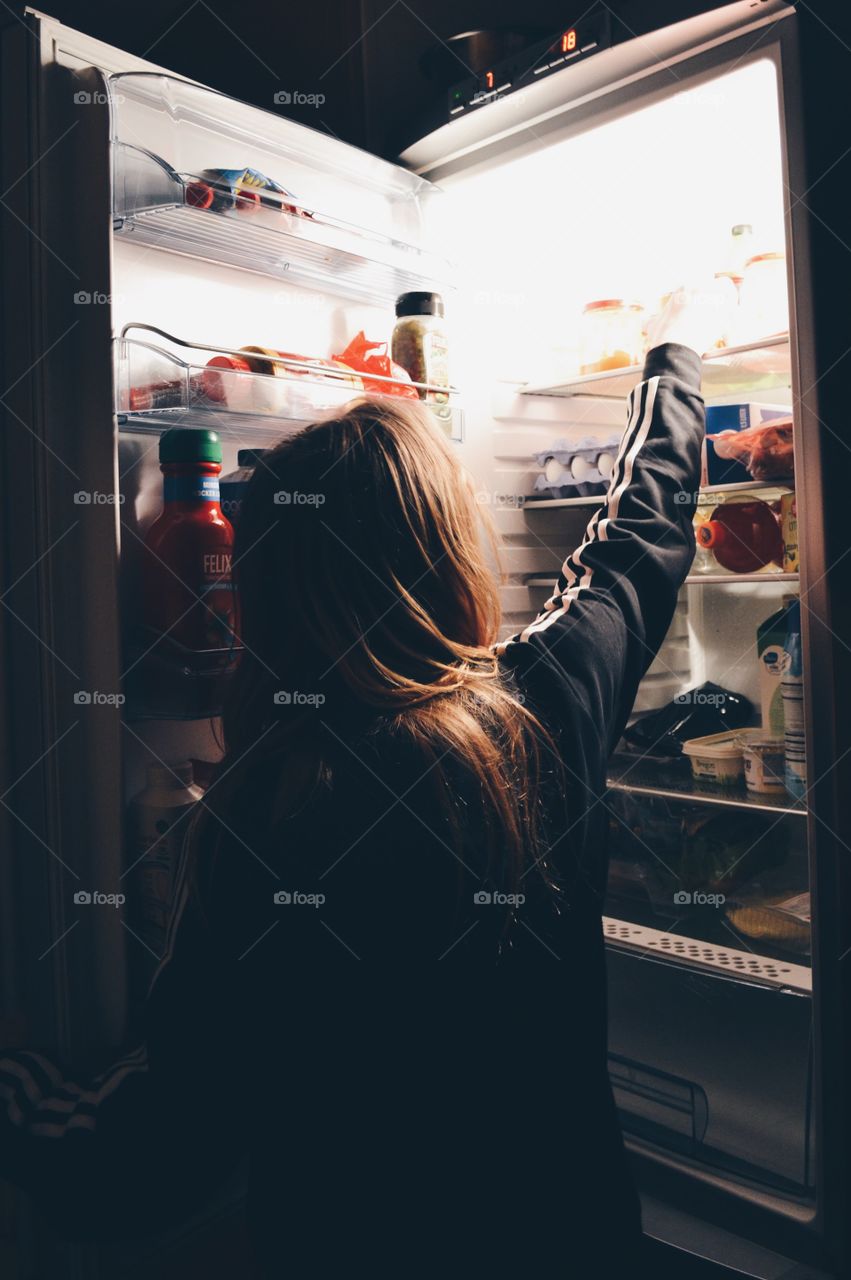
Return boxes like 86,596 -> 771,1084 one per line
602,918 -> 811,994
115,327 -> 462,442
523,479 -> 792,511
521,335 -> 791,402
684,571 -> 799,586
606,756 -> 806,818
524,572 -> 799,589
110,73 -> 452,305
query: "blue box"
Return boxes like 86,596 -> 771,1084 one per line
702,403 -> 790,487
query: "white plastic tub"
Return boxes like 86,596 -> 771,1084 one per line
682,729 -> 750,787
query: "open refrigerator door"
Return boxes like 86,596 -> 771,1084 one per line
402,4 -> 834,1274
0,11 -> 459,1278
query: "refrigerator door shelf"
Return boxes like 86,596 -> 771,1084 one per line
115,329 -> 463,442
110,73 -> 454,305
521,335 -> 791,403
123,628 -> 242,722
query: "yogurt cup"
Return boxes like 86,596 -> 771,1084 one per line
741,736 -> 786,794
682,730 -> 748,787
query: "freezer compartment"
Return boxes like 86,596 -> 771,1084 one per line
109,74 -> 453,304
606,934 -> 813,1192
115,325 -> 463,440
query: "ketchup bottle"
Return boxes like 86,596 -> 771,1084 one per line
696,498 -> 783,574
142,428 -> 238,652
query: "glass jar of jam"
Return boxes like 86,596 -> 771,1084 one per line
579,299 -> 644,374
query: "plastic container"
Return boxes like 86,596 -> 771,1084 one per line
735,252 -> 789,342
782,599 -> 806,800
533,436 -> 620,499
726,889 -> 810,954
579,299 -> 644,375
757,595 -> 798,735
220,449 -> 267,527
695,497 -> 783,574
741,736 -> 786,794
682,730 -> 750,787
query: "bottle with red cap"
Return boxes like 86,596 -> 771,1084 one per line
695,497 -> 783,575
142,428 -> 238,652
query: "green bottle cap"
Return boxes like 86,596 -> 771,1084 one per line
159,428 -> 222,465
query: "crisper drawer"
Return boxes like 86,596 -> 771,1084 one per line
607,943 -> 813,1192
107,73 -> 453,304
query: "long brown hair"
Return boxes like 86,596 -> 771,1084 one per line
196,398 -> 558,901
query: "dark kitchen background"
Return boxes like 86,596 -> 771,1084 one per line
27,1 -> 732,157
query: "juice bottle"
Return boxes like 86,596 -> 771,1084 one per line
756,595 -> 797,735
781,599 -> 806,801
142,428 -> 238,652
695,498 -> 783,574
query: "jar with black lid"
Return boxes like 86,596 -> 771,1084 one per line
391,291 -> 450,427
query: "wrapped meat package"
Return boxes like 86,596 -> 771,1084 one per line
708,416 -> 794,482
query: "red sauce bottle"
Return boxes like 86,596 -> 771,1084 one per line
696,498 -> 783,575
142,428 -> 238,652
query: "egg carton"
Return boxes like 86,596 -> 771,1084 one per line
531,435 -> 621,500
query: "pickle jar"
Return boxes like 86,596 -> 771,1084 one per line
391,292 -> 450,424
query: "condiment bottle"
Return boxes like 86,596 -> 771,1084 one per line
391,292 -> 450,421
220,449 -> 266,528
127,761 -> 203,954
718,223 -> 753,291
696,498 -> 783,575
142,428 -> 238,652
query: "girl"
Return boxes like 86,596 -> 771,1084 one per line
1,289 -> 726,1277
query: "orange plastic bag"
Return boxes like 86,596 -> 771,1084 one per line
708,417 -> 794,482
333,331 -> 419,398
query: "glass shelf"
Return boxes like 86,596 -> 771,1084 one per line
523,479 -> 792,511
524,571 -> 799,589
606,753 -> 806,817
115,325 -> 463,442
684,571 -> 798,586
109,74 -> 453,305
521,335 -> 790,402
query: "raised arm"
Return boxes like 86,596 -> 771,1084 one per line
499,285 -> 733,756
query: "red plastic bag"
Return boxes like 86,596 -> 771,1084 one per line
333,331 -> 419,398
708,417 -> 794,482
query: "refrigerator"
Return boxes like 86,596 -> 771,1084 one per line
1,2 -> 848,1276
